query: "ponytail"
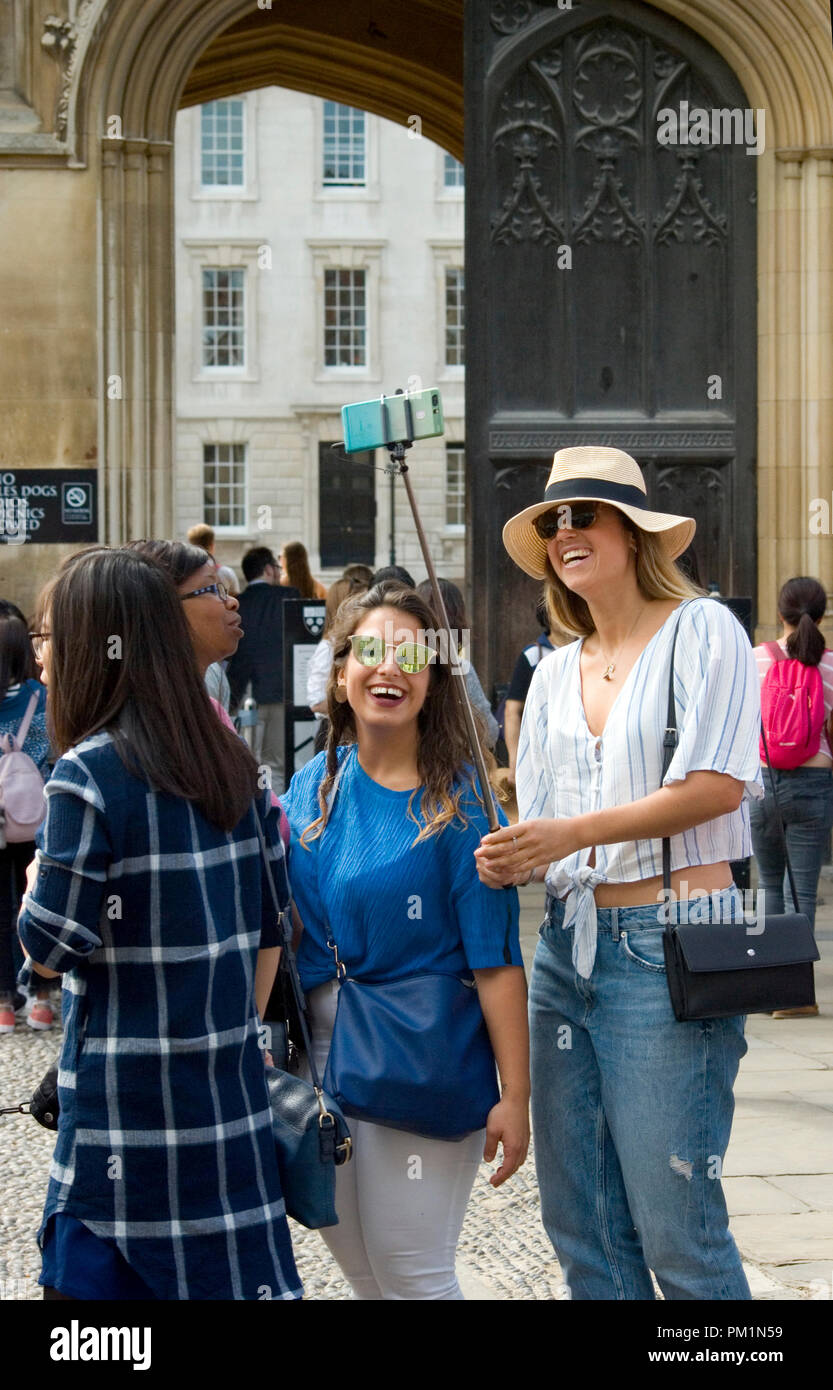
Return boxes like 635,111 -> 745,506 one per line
778,575 -> 827,666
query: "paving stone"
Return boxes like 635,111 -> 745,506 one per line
731,1213 -> 833,1265
722,1176 -> 809,1216
766,1175 -> 833,1211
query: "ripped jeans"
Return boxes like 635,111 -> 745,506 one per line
530,889 -> 750,1300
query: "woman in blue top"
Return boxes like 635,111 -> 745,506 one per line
18,548 -> 301,1301
0,603 -> 51,1034
282,582 -> 528,1300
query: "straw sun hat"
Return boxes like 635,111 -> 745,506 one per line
502,446 -> 696,580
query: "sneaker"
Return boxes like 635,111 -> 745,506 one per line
771,1004 -> 819,1019
26,1001 -> 54,1031
0,1005 -> 15,1034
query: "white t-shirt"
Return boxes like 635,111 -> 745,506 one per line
754,641 -> 833,760
516,598 -> 764,977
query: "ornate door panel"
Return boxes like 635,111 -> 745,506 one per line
467,0 -> 757,691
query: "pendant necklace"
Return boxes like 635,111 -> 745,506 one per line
598,605 -> 646,681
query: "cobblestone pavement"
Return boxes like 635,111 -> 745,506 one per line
2,878 -> 831,1301
0,1005 -> 825,1301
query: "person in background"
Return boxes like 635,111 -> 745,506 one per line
279,541 -> 327,600
307,574 -> 370,755
503,598 -> 570,789
187,524 -> 240,597
0,608 -> 52,1034
19,547 -> 300,1302
415,578 -> 499,748
341,563 -> 374,588
370,565 -> 415,590
227,548 -> 300,796
750,575 -> 833,1018
127,541 -> 243,730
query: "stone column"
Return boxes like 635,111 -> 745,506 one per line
804,150 -> 833,597
147,140 -> 174,538
101,136 -> 126,545
123,138 -> 149,542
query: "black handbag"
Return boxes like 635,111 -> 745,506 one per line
254,814 -> 352,1228
660,609 -> 820,1021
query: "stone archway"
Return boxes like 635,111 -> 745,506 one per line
0,0 -> 831,628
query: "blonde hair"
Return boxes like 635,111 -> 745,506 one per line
544,522 -> 702,638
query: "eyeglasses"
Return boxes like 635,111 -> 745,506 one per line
28,632 -> 51,659
349,635 -> 436,674
533,502 -> 599,541
180,582 -> 230,603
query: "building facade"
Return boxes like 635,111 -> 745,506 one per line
0,1 -> 832,691
173,89 -> 466,586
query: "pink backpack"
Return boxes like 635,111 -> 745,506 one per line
0,692 -> 47,842
759,641 -> 826,770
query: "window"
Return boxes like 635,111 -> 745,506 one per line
201,99 -> 245,187
322,102 -> 366,185
446,446 -> 466,529
202,268 -> 245,368
203,444 -> 247,529
324,268 -> 367,367
445,268 -> 465,367
443,154 -> 464,189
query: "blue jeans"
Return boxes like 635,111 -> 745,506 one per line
529,890 -> 750,1301
749,766 -> 833,931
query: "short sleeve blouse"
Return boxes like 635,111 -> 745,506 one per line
281,745 -> 523,990
515,599 -> 764,976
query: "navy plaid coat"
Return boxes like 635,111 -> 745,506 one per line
18,732 -> 301,1301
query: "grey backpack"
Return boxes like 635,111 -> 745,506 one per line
0,693 -> 47,844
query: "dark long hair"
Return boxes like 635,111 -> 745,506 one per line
44,548 -> 258,830
126,539 -> 211,586
0,611 -> 36,702
778,576 -> 827,666
300,584 -> 495,847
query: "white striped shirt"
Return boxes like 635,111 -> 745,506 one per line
516,598 -> 764,977
753,642 -> 833,759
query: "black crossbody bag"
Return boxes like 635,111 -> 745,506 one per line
660,608 -> 820,1020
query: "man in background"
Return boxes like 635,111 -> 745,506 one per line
227,547 -> 300,794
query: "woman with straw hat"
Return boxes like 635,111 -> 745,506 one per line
475,446 -> 763,1301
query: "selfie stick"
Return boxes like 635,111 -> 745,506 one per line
380,393 -> 500,834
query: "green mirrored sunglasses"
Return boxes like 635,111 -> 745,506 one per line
349,634 -> 437,674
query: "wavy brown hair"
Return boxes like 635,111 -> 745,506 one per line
300,584 -> 496,847
42,547 -> 258,830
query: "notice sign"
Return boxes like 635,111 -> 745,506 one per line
0,470 -> 98,544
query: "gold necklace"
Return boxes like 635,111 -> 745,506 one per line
597,605 -> 646,681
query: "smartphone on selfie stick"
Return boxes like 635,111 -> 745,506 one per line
340,387 -> 499,835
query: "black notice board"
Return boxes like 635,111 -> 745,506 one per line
0,470 -> 98,544
282,599 -> 326,783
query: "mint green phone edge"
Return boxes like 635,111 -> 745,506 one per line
341,389 -> 445,453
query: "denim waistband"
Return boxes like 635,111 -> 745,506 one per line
545,885 -> 746,937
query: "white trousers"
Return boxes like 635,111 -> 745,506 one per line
305,980 -> 484,1301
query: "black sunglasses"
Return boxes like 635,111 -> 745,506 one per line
533,502 -> 599,541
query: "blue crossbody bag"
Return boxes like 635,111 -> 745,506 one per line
319,756 -> 502,1141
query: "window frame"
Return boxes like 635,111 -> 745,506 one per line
308,240 -> 386,381
190,94 -> 259,202
313,101 -> 380,202
444,443 -> 466,534
202,441 -> 249,534
182,240 -> 263,383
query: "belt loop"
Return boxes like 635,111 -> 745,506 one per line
610,906 -> 620,942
